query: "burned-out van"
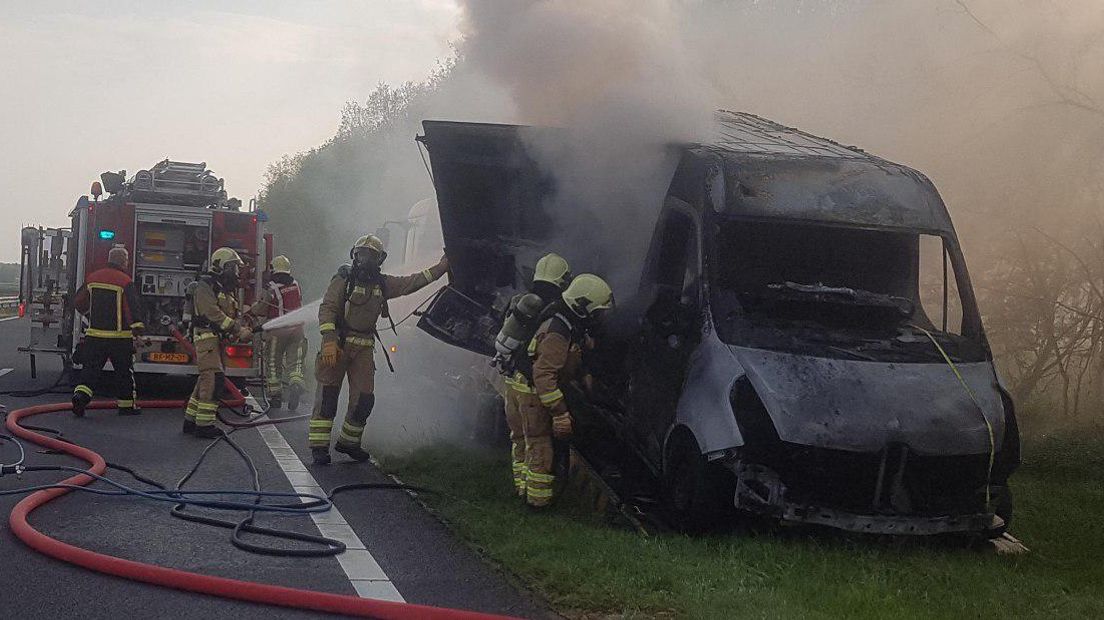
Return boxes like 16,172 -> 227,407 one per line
416,111 -> 1019,536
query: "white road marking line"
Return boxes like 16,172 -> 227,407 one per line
0,316 -> 21,322
247,398 -> 404,603
0,368 -> 12,379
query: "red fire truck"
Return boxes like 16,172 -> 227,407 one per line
20,160 -> 273,378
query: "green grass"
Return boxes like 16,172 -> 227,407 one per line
381,433 -> 1104,619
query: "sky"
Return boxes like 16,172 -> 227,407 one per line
0,0 -> 461,262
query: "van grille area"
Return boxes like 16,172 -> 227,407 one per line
762,443 -> 991,517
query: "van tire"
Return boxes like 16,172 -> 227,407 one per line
662,430 -> 729,532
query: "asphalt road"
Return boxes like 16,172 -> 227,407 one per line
0,317 -> 549,619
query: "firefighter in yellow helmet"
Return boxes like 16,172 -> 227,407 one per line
184,247 -> 252,438
309,234 -> 449,464
517,273 -> 613,508
493,253 -> 572,497
249,255 -> 308,410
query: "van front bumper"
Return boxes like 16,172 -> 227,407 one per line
730,460 -> 1001,536
778,503 -> 1000,536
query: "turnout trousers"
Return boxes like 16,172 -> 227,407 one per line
503,382 -> 529,497
264,330 -> 307,399
309,340 -> 376,450
73,336 -> 137,413
185,332 -> 226,427
518,390 -> 555,507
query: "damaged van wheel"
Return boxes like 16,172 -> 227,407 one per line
662,430 -> 731,533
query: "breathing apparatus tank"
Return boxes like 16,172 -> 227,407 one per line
492,292 -> 547,374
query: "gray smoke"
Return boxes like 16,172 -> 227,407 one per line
457,0 -> 716,291
453,0 -> 1104,257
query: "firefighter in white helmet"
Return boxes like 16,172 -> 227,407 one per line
250,255 -> 308,410
309,234 -> 449,464
493,253 -> 572,497
184,247 -> 252,438
517,273 -> 613,508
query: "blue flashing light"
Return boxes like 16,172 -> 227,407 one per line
98,230 -> 116,240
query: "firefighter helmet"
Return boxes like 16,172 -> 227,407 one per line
351,234 -> 387,266
210,247 -> 243,273
353,234 -> 385,254
272,254 -> 292,274
562,274 -> 614,318
533,253 -> 572,289
107,245 -> 129,267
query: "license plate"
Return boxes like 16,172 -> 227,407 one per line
147,352 -> 190,364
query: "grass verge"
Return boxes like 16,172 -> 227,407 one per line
381,433 -> 1104,619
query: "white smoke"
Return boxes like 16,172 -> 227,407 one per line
456,0 -> 717,290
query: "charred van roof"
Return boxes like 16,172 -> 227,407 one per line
698,111 -> 955,234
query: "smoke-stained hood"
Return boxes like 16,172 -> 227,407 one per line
416,120 -> 561,354
417,120 -> 556,302
731,346 -> 1006,455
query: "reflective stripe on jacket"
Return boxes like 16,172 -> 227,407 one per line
73,266 -> 144,338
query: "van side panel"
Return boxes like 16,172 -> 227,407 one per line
674,323 -> 746,454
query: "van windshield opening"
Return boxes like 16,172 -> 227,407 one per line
710,219 -> 985,363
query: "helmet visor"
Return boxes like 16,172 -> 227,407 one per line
353,247 -> 384,266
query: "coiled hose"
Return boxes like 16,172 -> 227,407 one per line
4,399 -> 511,619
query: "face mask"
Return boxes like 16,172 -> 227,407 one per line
352,249 -> 385,279
221,262 -> 241,287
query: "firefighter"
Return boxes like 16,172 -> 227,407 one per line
184,247 -> 252,438
71,245 -> 144,417
518,273 -> 613,508
495,253 -> 572,497
250,255 -> 307,410
309,234 -> 449,465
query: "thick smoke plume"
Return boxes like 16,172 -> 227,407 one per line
458,0 -> 716,290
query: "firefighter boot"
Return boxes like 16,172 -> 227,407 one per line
288,384 -> 303,412
118,405 -> 141,416
335,443 -> 372,462
72,392 -> 91,418
193,424 -> 224,439
312,447 -> 331,465
269,396 -> 282,410
183,419 -> 197,435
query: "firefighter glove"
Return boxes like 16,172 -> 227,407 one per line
552,412 -> 574,439
237,326 -> 253,341
320,340 -> 340,369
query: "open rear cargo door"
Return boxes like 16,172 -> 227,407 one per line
415,120 -> 559,356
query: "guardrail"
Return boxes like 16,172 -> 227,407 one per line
0,296 -> 19,309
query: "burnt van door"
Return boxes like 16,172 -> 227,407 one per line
629,206 -> 701,465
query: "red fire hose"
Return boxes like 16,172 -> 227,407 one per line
4,399 -> 512,619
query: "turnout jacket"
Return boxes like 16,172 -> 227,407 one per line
318,263 -> 448,346
529,314 -> 584,415
250,273 -> 302,320
192,276 -> 243,340
73,265 -> 144,338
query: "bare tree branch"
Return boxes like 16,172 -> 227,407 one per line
954,0 -> 1104,117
